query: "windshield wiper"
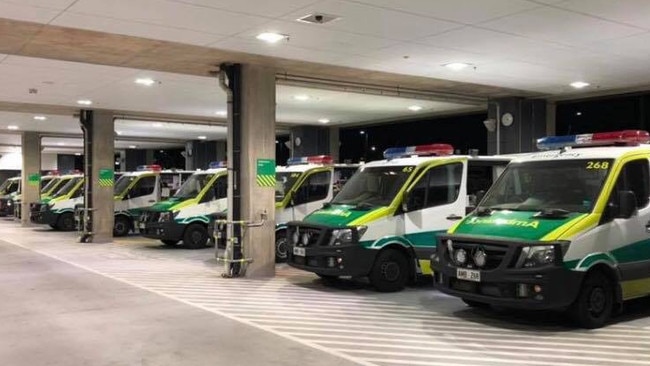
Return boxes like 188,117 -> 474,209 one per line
354,202 -> 375,210
534,208 -> 571,218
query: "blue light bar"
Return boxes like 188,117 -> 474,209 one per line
537,130 -> 650,150
286,155 -> 333,166
383,144 -> 454,159
209,161 -> 227,169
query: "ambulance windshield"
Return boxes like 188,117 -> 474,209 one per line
174,174 -> 214,199
480,159 -> 613,214
54,177 -> 82,198
332,166 -> 414,208
114,176 -> 136,196
276,172 -> 301,202
41,177 -> 60,194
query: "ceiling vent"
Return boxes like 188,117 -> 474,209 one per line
296,13 -> 340,24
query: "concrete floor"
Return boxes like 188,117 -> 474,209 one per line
2,219 -> 650,366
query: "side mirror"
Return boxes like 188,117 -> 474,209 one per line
617,190 -> 637,219
475,190 -> 486,204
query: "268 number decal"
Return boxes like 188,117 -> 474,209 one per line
586,161 -> 609,170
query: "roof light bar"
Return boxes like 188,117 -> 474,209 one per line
46,170 -> 60,176
208,161 -> 227,169
287,155 -> 333,166
137,164 -> 162,172
383,144 -> 454,159
537,130 -> 650,150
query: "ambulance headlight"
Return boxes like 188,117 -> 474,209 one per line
159,211 -> 178,222
7,201 -> 12,206
329,226 -> 366,246
521,245 -> 556,268
291,230 -> 300,245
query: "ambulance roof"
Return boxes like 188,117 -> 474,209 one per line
512,145 -> 650,163
360,154 -> 515,168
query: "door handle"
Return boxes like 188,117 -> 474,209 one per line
446,214 -> 463,221
148,200 -> 156,203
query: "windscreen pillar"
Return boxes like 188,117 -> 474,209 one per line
80,110 -> 115,243
222,63 -> 276,278
486,97 -> 548,155
20,132 -> 41,226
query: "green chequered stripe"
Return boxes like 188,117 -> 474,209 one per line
98,179 -> 113,187
256,174 -> 275,187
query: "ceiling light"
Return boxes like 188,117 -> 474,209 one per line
408,105 -> 423,111
215,110 -> 227,116
293,94 -> 311,101
443,62 -> 471,71
153,122 -> 163,127
77,99 -> 93,105
7,125 -> 18,130
115,130 -> 122,135
33,115 -> 47,121
318,118 -> 330,124
135,78 -> 157,86
197,136 -> 207,140
57,142 -> 65,146
570,81 -> 590,89
256,32 -> 288,43
128,145 -> 137,149
576,111 -> 582,116
74,153 -> 81,156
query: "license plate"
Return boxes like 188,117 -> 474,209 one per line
457,268 -> 481,282
293,247 -> 306,257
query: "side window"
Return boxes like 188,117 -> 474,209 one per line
608,159 -> 650,212
295,171 -> 331,204
201,176 -> 227,203
467,161 -> 508,207
130,176 -> 156,198
407,163 -> 462,210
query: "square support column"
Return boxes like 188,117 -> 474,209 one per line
20,132 -> 41,226
239,64 -> 276,277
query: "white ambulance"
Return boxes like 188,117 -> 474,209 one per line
432,130 -> 650,328
286,145 -> 512,292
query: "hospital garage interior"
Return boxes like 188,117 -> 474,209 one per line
2,1 -> 650,365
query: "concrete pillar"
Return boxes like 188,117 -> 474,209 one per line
20,132 -> 41,226
184,140 -> 219,170
216,140 -> 227,162
86,111 -> 115,243
329,127 -> 340,163
239,64 -> 276,277
487,97 -> 547,155
289,126 -> 331,157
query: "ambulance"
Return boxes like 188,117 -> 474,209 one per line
30,174 -> 84,230
111,165 -> 192,236
0,177 -> 21,217
285,145 -> 512,292
275,156 -> 359,262
12,172 -> 64,219
431,130 -> 650,328
139,162 -> 228,248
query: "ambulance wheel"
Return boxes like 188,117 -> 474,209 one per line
57,212 -> 75,231
275,231 -> 288,263
462,298 -> 490,309
369,248 -> 408,292
161,239 -> 179,246
183,224 -> 208,249
113,216 -> 131,237
48,224 -> 57,229
569,271 -> 614,329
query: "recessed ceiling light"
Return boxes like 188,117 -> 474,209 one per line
57,142 -> 65,146
128,145 -> 137,149
33,115 -> 47,121
215,110 -> 227,116
570,81 -> 590,89
115,130 -> 122,135
77,99 -> 93,105
443,62 -> 471,71
153,122 -> 163,127
7,125 -> 18,130
135,78 -> 157,86
408,105 -> 423,111
318,118 -> 330,124
197,136 -> 207,140
256,32 -> 288,43
293,94 -> 311,101
74,153 -> 81,156
576,111 -> 582,116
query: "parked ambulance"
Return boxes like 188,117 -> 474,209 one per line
286,145 -> 512,292
139,162 -> 228,248
30,174 -> 84,230
275,156 -> 359,262
431,130 -> 650,328
12,172 -> 63,219
111,165 -> 192,236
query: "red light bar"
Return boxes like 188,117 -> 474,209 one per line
537,130 -> 650,150
137,164 -> 162,172
383,144 -> 454,159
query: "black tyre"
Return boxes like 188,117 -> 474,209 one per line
569,271 -> 614,329
113,216 -> 131,237
48,223 -> 57,229
317,274 -> 340,282
183,223 -> 208,249
462,298 -> 490,309
161,239 -> 179,246
275,231 -> 288,263
369,248 -> 409,292
57,212 -> 76,231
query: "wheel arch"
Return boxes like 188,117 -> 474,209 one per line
376,242 -> 417,280
584,262 -> 623,305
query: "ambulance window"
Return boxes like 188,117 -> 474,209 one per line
201,176 -> 227,203
295,171 -> 331,204
610,159 -> 649,209
130,176 -> 156,198
410,163 -> 462,209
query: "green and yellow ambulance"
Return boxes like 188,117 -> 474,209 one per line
0,177 -> 21,217
275,156 -> 358,262
431,130 -> 650,328
286,144 -> 512,292
139,162 -> 227,249
12,172 -> 65,219
30,173 -> 84,230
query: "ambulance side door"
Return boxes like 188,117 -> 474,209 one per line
126,176 -> 158,210
290,170 -> 332,221
403,161 -> 465,247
